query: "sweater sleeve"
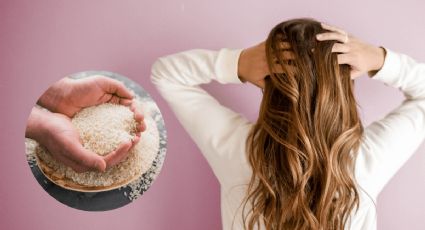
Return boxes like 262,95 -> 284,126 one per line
355,48 -> 425,199
150,49 -> 254,186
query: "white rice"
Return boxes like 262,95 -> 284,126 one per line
72,103 -> 138,156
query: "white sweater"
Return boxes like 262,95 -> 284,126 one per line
151,48 -> 425,230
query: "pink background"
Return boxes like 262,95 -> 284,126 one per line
1,0 -> 424,229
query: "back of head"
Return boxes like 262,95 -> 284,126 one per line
243,18 -> 364,230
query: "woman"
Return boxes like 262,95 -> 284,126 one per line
151,18 -> 425,230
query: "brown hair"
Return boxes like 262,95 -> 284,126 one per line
242,18 -> 364,229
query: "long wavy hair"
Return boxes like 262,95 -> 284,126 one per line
242,18 -> 364,230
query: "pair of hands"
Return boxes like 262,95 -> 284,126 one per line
26,76 -> 146,173
237,23 -> 387,88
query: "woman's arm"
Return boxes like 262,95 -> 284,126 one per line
316,23 -> 425,199
150,49 -> 254,186
356,49 -> 425,198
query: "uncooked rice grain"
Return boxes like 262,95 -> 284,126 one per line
71,103 -> 138,156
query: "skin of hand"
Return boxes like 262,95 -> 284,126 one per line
26,107 -> 145,172
237,42 -> 269,89
237,41 -> 295,89
38,75 -> 135,118
104,101 -> 146,167
316,23 -> 386,79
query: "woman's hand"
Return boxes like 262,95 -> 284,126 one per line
26,107 -> 142,172
316,23 -> 386,79
37,75 -> 146,146
38,75 -> 135,117
237,42 -> 270,89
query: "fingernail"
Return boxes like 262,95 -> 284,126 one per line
316,34 -> 322,39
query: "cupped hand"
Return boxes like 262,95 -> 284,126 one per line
26,107 -> 143,172
37,74 -> 147,166
103,100 -> 146,168
316,23 -> 386,79
38,75 -> 134,117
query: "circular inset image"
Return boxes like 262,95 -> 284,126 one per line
25,71 -> 167,211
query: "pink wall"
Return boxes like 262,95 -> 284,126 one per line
1,0 -> 424,229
